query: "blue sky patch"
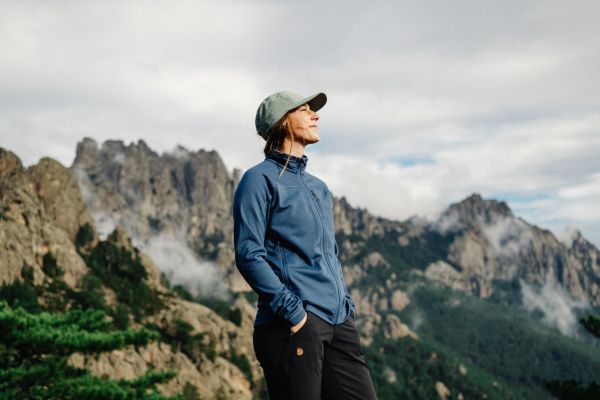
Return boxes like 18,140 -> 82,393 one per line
385,155 -> 436,168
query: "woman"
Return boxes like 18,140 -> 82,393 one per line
232,91 -> 377,399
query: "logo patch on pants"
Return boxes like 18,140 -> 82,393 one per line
296,347 -> 304,356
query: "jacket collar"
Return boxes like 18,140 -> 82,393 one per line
266,149 -> 308,172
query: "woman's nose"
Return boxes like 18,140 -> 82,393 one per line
312,111 -> 319,121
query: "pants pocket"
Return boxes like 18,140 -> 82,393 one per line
253,321 -> 291,373
289,311 -> 312,338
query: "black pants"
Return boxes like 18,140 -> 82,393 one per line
253,311 -> 377,400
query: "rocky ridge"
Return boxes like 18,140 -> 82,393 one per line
4,139 -> 600,398
68,138 -> 600,329
0,147 -> 259,399
425,194 -> 600,306
0,148 -> 94,289
71,138 -> 246,292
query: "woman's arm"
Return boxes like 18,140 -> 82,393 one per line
232,170 -> 306,328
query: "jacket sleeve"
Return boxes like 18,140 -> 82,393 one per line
232,170 -> 306,327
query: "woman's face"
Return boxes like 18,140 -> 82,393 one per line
286,103 -> 320,144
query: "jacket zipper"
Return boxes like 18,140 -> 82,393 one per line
301,178 -> 342,322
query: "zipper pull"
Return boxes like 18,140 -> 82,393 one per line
309,188 -> 319,201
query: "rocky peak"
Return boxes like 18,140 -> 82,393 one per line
70,139 -> 240,293
570,229 -> 594,252
74,138 -> 159,169
73,137 -> 99,166
0,149 -> 94,288
71,139 -> 235,221
568,229 -> 600,271
427,194 -> 600,307
27,157 -> 97,243
439,193 -> 514,231
332,195 -> 402,239
0,149 -> 24,179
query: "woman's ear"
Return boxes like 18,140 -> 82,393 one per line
283,115 -> 291,132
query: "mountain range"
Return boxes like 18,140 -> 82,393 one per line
1,138 -> 600,399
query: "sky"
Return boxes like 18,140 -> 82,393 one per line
1,0 -> 599,247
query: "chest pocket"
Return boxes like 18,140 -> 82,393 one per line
271,185 -> 312,223
269,184 -> 321,257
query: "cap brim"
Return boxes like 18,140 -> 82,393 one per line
288,92 -> 327,113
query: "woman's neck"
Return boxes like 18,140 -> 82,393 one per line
278,138 -> 306,158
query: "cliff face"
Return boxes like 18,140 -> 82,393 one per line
0,148 -> 95,289
426,194 -> 600,306
0,148 -> 258,399
70,138 -> 246,292
71,138 -> 238,243
331,191 -> 600,310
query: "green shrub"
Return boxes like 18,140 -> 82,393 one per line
82,239 -> 163,320
196,297 -> 242,326
42,253 -> 64,279
0,280 -> 41,314
71,274 -> 107,312
225,349 -> 253,386
20,264 -> 34,284
182,382 -> 202,400
112,304 -> 130,330
580,315 -> 600,338
173,284 -> 193,301
75,223 -> 94,250
228,308 -> 242,327
0,301 -> 178,399
242,291 -> 258,305
160,272 -> 172,290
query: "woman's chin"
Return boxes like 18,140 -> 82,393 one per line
307,134 -> 320,144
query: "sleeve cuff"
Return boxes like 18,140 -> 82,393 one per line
287,307 -> 307,327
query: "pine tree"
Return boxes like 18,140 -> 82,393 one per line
0,301 -> 179,400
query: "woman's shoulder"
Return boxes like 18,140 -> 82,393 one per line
239,159 -> 279,182
235,160 -> 279,194
303,170 -> 330,191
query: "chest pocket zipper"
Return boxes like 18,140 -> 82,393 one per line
309,188 -> 319,202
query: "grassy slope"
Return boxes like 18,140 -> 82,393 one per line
394,282 -> 600,399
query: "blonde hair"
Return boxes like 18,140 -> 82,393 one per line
263,109 -> 305,179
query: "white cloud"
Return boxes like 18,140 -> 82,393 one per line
138,232 -> 229,300
482,218 -> 534,259
520,278 -> 589,337
1,0 -> 599,248
554,225 -> 582,248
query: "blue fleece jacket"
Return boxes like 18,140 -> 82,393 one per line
232,149 -> 355,327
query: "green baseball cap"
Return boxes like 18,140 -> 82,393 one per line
255,91 -> 327,140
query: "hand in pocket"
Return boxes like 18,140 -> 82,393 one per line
290,312 -> 309,335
